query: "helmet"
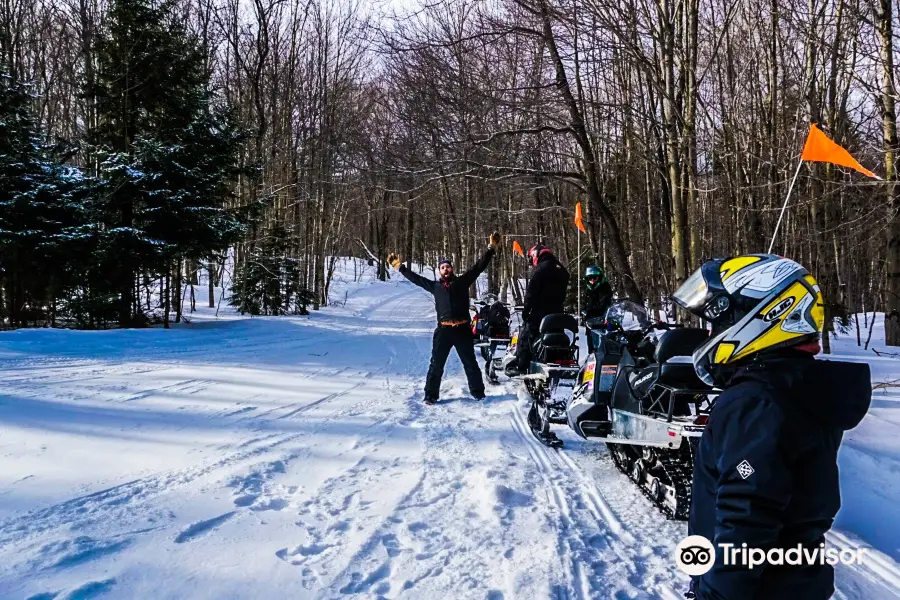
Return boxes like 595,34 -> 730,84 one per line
584,265 -> 606,291
672,254 -> 824,387
527,244 -> 551,267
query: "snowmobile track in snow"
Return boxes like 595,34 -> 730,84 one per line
508,405 -> 680,599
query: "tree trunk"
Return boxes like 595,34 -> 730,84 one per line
163,269 -> 170,329
208,259 -> 216,308
879,0 -> 900,344
537,0 -> 642,302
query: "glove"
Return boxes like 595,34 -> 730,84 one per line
386,253 -> 402,269
489,231 -> 501,249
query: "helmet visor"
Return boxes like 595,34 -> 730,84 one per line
673,268 -> 711,310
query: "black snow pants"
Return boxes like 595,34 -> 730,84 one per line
425,324 -> 485,400
517,323 -> 540,373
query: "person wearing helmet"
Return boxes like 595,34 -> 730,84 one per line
583,265 -> 613,352
672,254 -> 871,600
387,232 -> 500,405
509,244 -> 569,375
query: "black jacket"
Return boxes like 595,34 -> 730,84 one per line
689,355 -> 871,600
584,281 -> 613,318
523,253 -> 569,327
398,248 -> 495,324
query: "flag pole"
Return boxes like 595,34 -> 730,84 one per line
577,227 -> 581,321
768,159 -> 804,254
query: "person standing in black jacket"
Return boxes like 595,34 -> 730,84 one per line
510,244 -> 569,374
387,232 -> 500,405
671,254 -> 871,600
582,265 -> 613,353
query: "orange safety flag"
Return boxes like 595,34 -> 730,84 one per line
574,202 -> 586,233
512,240 -> 524,256
801,123 -> 880,179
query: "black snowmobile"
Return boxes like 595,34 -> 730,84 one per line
471,294 -> 513,384
565,301 -> 717,519
502,311 -> 580,448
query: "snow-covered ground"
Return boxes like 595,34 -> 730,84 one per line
0,258 -> 898,599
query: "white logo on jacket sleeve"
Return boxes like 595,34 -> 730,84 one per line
736,460 -> 755,479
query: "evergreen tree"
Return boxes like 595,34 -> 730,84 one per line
231,227 -> 315,316
0,72 -> 94,327
90,0 -> 247,326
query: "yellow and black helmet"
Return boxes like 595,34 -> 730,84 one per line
672,254 -> 824,387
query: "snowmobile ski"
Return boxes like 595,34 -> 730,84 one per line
532,430 -> 563,448
527,398 -> 564,448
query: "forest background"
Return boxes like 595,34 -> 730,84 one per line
3,0 -> 899,350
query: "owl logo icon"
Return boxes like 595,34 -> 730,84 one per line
675,535 -> 716,576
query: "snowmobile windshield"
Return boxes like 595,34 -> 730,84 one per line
604,301 -> 651,331
672,268 -> 710,310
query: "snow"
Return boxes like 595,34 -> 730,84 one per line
0,258 -> 898,599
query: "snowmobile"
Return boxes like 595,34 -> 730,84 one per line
501,311 -> 580,448
471,294 -> 513,384
565,300 -> 717,519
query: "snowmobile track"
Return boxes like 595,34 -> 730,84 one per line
508,410 -> 589,600
507,405 -> 680,598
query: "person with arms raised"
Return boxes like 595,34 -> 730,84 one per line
387,232 -> 500,405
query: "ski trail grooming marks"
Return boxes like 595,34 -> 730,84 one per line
555,448 -> 633,543
509,405 -> 689,598
828,530 -> 900,593
276,380 -> 366,421
508,408 -> 659,598
508,411 -> 591,600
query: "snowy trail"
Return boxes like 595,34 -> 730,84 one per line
0,260 -> 898,599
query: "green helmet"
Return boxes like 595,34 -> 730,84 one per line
584,266 -> 606,291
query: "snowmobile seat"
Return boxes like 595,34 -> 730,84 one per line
532,314 -> 577,364
537,313 -> 577,350
539,313 -> 578,336
654,328 -> 709,363
657,357 -> 705,389
630,358 -> 697,416
540,332 -> 573,348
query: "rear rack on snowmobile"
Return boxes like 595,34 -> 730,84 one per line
642,382 -> 717,423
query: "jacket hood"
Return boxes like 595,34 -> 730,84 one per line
797,359 -> 871,430
734,356 -> 872,431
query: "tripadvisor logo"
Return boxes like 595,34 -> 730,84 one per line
675,536 -> 716,576
674,535 -> 868,576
